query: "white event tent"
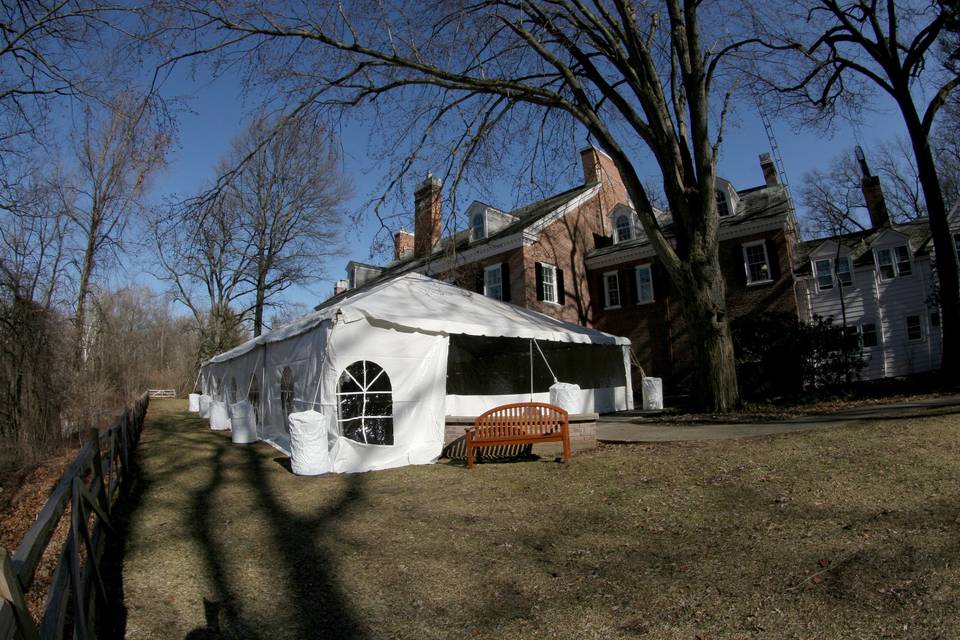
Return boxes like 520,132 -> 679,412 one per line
200,273 -> 632,473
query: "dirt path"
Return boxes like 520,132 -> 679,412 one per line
120,398 -> 960,639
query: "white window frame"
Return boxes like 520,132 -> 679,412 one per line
614,213 -> 633,243
813,256 -> 854,292
635,264 -> 654,304
814,258 -> 834,291
835,256 -> 853,287
742,240 -> 773,285
860,322 -> 879,348
875,245 -> 912,280
472,212 -> 486,241
603,271 -> 621,309
716,190 -> 732,217
540,262 -> 559,304
483,263 -> 502,300
906,314 -> 924,343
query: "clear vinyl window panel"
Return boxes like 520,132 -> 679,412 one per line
280,366 -> 295,422
337,360 -> 394,446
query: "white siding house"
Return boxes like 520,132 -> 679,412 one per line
796,221 -> 943,380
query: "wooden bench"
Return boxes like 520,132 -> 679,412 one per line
465,402 -> 571,469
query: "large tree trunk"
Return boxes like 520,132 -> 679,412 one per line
900,96 -> 960,385
674,254 -> 740,412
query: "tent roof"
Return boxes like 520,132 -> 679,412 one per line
207,273 -> 629,364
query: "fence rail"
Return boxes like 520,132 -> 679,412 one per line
147,389 -> 176,399
0,391 -> 149,640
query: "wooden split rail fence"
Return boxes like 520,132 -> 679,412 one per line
0,392 -> 149,640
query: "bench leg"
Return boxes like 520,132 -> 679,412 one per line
561,424 -> 571,464
466,430 -> 475,469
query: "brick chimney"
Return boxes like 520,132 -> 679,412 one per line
759,152 -> 779,186
394,229 -> 414,261
855,146 -> 890,229
414,175 -> 442,258
580,146 -> 622,185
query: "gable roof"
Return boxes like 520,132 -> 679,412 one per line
586,183 -> 793,260
794,218 -> 931,276
325,182 -> 600,306
210,273 -> 629,363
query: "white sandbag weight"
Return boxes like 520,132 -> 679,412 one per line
188,393 -> 201,412
642,377 -> 663,411
210,400 -> 232,430
288,410 -> 330,475
230,401 -> 257,444
549,382 -> 581,413
199,394 -> 212,418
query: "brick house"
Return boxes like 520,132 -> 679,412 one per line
583,155 -> 798,390
328,147 -> 797,396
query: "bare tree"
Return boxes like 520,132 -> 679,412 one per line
57,92 -> 170,366
161,0 -> 773,410
0,169 -> 70,307
753,0 -> 960,383
152,192 -> 252,361
934,99 -> 960,211
225,113 -> 350,336
800,143 -> 927,237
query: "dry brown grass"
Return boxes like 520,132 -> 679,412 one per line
121,399 -> 960,639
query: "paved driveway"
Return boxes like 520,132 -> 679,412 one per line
598,395 -> 960,442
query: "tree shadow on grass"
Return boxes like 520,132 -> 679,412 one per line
181,428 -> 369,639
101,404 -> 370,640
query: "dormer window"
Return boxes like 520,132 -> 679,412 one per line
813,256 -> 853,291
614,213 -> 633,243
716,190 -> 731,217
875,245 -> 912,280
472,212 -> 486,240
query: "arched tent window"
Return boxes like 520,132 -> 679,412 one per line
280,367 -> 295,421
248,375 -> 260,425
336,361 -> 393,445
615,213 -> 633,243
229,378 -> 238,405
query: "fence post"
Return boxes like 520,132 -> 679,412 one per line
0,548 -> 40,640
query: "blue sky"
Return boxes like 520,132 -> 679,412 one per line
142,63 -> 910,316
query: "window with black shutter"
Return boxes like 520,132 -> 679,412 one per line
535,262 -> 544,301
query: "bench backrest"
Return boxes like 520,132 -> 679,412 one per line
473,402 -> 568,439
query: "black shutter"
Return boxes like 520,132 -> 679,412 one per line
501,262 -> 511,302
620,268 -> 634,305
535,262 -> 544,301
475,268 -> 485,294
591,272 -> 604,313
557,268 -> 566,305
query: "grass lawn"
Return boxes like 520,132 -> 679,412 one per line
120,399 -> 960,639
